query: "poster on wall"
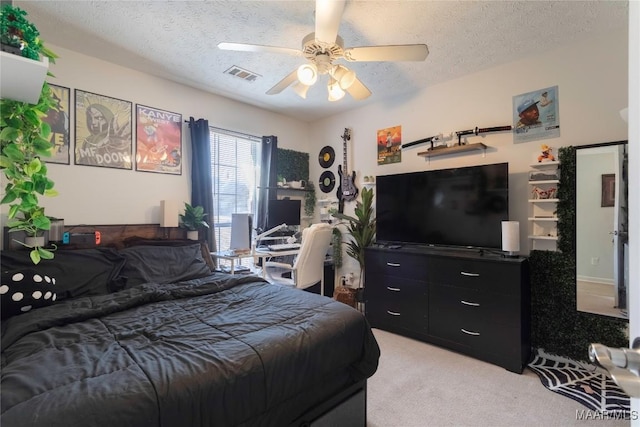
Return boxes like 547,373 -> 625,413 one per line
43,84 -> 71,164
135,105 -> 182,175
74,89 -> 133,169
513,85 -> 560,143
377,125 -> 402,165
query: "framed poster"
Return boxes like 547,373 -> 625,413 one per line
135,105 -> 182,174
377,125 -> 402,165
513,85 -> 560,143
74,89 -> 132,169
43,84 -> 71,164
601,174 -> 615,207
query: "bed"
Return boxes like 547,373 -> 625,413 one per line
1,237 -> 380,427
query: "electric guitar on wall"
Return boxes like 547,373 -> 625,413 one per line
337,127 -> 358,206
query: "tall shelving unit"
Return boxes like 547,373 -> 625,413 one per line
528,160 -> 560,251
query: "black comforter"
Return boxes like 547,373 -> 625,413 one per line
1,273 -> 380,427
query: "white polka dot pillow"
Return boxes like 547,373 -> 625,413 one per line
1,269 -> 57,319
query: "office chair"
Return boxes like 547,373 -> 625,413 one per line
263,223 -> 333,295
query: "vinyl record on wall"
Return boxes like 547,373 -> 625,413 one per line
319,171 -> 336,193
318,146 -> 335,168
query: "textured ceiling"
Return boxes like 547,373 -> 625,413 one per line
15,1 -> 628,123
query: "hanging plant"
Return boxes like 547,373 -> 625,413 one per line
1,5 -> 59,264
304,182 -> 316,217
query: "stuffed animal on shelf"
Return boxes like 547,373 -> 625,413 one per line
531,186 -> 557,200
538,144 -> 555,162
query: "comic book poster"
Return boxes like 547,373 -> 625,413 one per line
377,125 -> 402,165
513,85 -> 560,143
43,84 -> 70,164
135,105 -> 182,175
74,89 -> 132,169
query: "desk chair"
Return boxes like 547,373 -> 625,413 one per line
263,223 -> 332,295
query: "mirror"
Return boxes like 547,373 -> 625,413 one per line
576,141 -> 628,319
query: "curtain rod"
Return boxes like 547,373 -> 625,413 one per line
184,121 -> 261,142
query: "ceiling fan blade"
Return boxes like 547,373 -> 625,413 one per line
344,44 -> 429,62
266,69 -> 299,95
218,42 -> 301,57
346,77 -> 371,100
315,0 -> 346,44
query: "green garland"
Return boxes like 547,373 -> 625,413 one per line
529,146 -> 627,361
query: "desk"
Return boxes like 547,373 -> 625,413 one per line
210,251 -> 253,274
253,248 -> 299,277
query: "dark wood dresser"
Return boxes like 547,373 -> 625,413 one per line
365,246 -> 530,373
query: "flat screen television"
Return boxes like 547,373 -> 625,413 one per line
266,199 -> 301,229
376,162 -> 509,249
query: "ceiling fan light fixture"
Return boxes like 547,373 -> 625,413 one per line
297,63 -> 318,86
332,65 -> 356,90
292,82 -> 310,99
327,78 -> 345,101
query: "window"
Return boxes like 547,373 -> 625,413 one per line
209,128 -> 261,254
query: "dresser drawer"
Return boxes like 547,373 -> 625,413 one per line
366,298 -> 428,332
365,250 -> 428,280
428,256 -> 522,295
428,284 -> 520,328
365,275 -> 426,300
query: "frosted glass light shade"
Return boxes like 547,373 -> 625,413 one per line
332,65 -> 356,90
297,63 -> 318,86
292,82 -> 310,99
327,79 -> 345,101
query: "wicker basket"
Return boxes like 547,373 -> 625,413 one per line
333,286 -> 357,308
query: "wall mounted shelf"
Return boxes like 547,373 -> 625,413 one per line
0,51 -> 49,104
417,142 -> 487,158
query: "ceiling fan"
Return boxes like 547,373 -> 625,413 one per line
218,0 -> 428,101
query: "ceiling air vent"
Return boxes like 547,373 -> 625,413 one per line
224,66 -> 261,82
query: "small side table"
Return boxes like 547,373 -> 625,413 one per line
210,251 -> 253,274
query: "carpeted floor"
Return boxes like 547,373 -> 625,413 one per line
367,328 -> 630,426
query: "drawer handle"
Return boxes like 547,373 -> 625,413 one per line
460,271 -> 480,277
461,328 -> 480,336
387,286 -> 401,292
386,262 -> 401,267
386,310 -> 401,316
460,300 -> 480,307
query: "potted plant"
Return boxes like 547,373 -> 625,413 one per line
1,5 -> 59,264
1,5 -> 57,61
179,203 -> 210,240
332,187 -> 376,299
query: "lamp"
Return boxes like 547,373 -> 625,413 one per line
327,78 -> 345,101
331,65 -> 356,90
160,200 -> 179,227
297,63 -> 318,86
501,221 -> 520,257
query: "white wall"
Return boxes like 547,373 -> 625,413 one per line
309,29 -> 628,275
1,45 -> 310,229
1,30 -> 628,266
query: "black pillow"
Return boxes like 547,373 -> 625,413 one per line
0,248 -> 126,300
119,244 -> 212,288
1,268 -> 58,319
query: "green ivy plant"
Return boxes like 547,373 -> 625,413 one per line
1,5 -> 60,264
1,82 -> 59,264
332,187 -> 376,289
304,181 -> 316,217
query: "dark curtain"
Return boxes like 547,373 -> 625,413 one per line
188,117 -> 216,252
257,135 -> 278,233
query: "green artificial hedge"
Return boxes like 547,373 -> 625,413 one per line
277,148 -> 309,182
529,146 -> 627,361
